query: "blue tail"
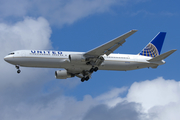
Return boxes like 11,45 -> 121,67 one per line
139,32 -> 166,57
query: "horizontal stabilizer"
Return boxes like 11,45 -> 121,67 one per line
148,49 -> 177,62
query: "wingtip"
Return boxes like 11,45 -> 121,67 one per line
131,29 -> 138,32
172,49 -> 177,52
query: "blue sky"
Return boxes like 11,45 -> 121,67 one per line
0,0 -> 180,120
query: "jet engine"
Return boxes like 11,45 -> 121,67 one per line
55,70 -> 74,79
69,54 -> 86,63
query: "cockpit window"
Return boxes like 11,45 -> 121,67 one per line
8,52 -> 15,55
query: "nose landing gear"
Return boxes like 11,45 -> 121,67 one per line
15,65 -> 21,74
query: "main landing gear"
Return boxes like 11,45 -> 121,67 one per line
80,67 -> 98,82
15,65 -> 21,74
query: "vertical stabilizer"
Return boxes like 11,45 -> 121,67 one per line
139,32 -> 166,57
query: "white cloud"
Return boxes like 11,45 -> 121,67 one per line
126,77 -> 180,120
0,17 -> 52,86
0,0 -> 129,26
83,102 -> 143,120
1,0 -> 159,27
0,0 -> 29,19
0,17 -> 52,52
0,17 -> 56,108
81,77 -> 180,120
127,77 -> 180,111
32,0 -> 119,26
0,95 -> 97,120
0,87 -> 139,120
0,77 -> 180,120
148,102 -> 180,120
95,87 -> 127,107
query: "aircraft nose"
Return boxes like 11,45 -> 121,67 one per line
4,55 -> 13,63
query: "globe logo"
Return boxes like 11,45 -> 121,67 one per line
139,43 -> 159,57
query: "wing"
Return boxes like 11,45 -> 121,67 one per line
84,30 -> 137,57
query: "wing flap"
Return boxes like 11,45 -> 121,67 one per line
104,39 -> 126,55
84,30 -> 137,57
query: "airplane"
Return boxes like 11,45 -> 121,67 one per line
4,30 -> 176,82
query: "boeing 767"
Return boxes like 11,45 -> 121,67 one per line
4,30 -> 176,82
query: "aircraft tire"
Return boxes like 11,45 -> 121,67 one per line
81,78 -> 85,82
89,68 -> 94,73
17,69 -> 21,74
85,76 -> 89,81
94,67 -> 98,72
15,65 -> 20,69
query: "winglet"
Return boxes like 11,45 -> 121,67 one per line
148,49 -> 177,62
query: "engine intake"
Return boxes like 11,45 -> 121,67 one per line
55,70 -> 74,79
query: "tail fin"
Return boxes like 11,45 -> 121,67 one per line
139,32 -> 166,57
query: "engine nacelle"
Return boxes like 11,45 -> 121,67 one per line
55,70 -> 74,79
69,54 -> 86,63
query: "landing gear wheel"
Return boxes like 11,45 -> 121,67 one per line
89,67 -> 98,73
85,76 -> 89,81
94,67 -> 98,72
17,69 -> 21,74
81,78 -> 85,82
15,65 -> 19,69
89,68 -> 94,73
15,65 -> 21,74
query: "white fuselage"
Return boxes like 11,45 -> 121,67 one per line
4,50 -> 165,73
